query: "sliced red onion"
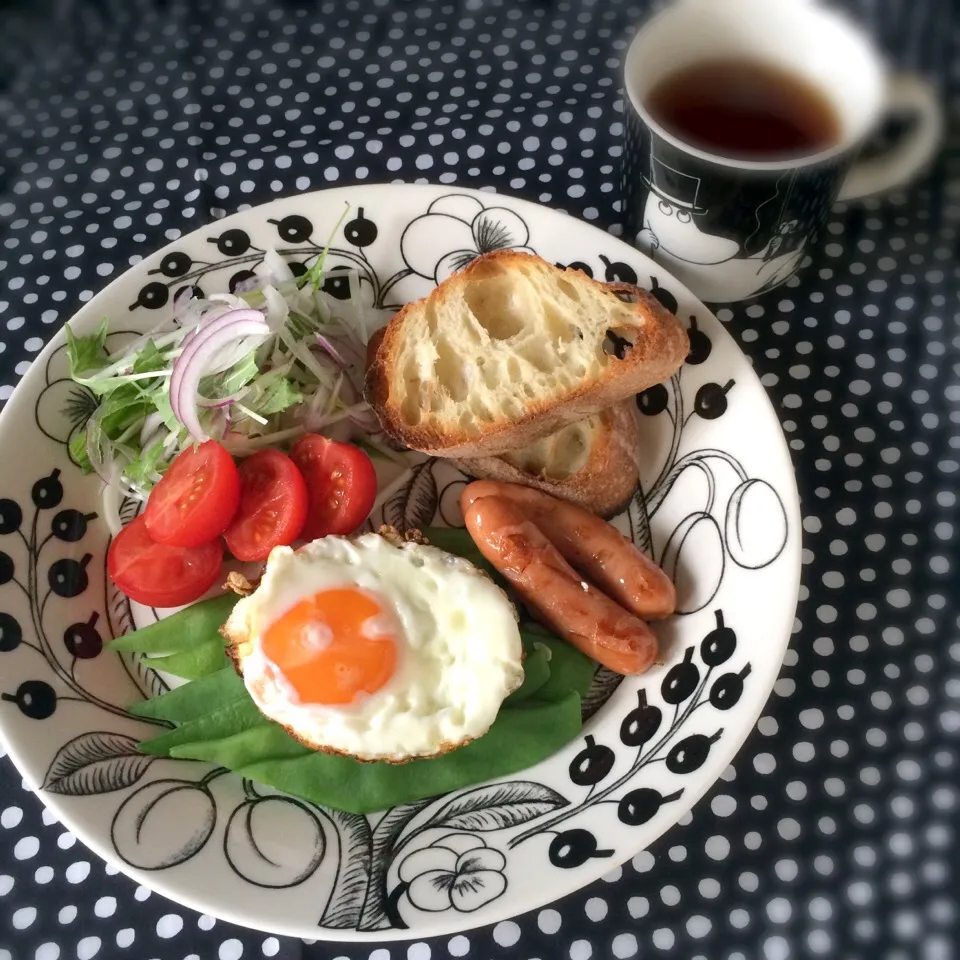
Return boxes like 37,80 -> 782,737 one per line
170,312 -> 270,442
169,308 -> 267,410
208,407 -> 230,439
337,333 -> 367,366
314,333 -> 349,369
168,328 -> 198,425
202,333 -> 266,377
208,293 -> 249,309
349,408 -> 382,434
326,419 -> 353,443
338,374 -> 359,406
232,275 -> 262,295
172,284 -> 196,316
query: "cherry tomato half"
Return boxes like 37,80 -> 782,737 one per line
108,515 -> 223,608
144,440 -> 241,547
290,435 -> 378,541
224,448 -> 308,562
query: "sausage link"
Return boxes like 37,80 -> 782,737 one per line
461,480 -> 676,620
464,495 -> 659,676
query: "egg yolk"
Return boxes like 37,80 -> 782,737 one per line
261,588 -> 397,705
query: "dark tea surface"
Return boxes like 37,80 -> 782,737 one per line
646,58 -> 841,160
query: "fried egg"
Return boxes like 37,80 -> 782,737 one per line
223,531 -> 524,762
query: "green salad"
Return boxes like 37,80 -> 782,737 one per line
64,207 -> 396,533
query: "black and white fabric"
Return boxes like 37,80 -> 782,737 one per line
1,1 -> 957,958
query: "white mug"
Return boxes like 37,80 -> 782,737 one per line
620,0 -> 943,304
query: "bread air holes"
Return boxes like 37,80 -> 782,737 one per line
543,302 -> 577,344
514,337 -> 553,373
477,356 -> 499,390
462,275 -> 526,340
468,395 -> 495,423
434,337 -> 468,402
603,328 -> 635,360
500,397 -> 522,421
457,410 -> 481,437
556,277 -> 582,302
401,380 -> 423,426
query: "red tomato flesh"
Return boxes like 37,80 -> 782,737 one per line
224,448 -> 308,561
290,435 -> 378,541
144,440 -> 241,547
108,515 -> 223,608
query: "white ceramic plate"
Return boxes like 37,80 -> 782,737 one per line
0,184 -> 800,941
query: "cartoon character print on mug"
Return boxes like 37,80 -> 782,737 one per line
619,0 -> 943,306
622,114 -> 841,305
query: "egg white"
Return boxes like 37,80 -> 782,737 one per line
223,532 -> 524,762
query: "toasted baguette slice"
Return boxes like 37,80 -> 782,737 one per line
456,401 -> 641,519
365,250 -> 688,458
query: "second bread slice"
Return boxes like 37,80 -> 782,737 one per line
456,400 -> 643,519
365,250 -> 688,458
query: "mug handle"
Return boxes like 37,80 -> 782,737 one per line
837,73 -> 943,202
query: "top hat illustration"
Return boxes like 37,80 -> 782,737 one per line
641,155 -> 708,214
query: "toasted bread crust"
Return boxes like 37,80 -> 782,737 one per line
455,400 -> 641,519
364,250 -> 688,457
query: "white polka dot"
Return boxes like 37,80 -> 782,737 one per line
628,896 -> 649,918
493,921 -> 520,947
612,933 -> 638,958
65,860 -> 90,883
538,908 -> 561,934
705,835 -> 730,860
14,836 -> 38,859
157,914 -> 183,938
699,878 -> 721,898
447,937 -> 470,957
569,940 -> 592,960
77,937 -> 101,959
660,884 -> 680,906
767,897 -> 792,923
652,929 -> 675,950
219,940 -> 243,960
711,794 -> 737,817
94,897 -> 116,918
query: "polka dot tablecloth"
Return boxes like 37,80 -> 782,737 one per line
1,0 -> 958,958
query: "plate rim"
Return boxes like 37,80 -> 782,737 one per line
0,181 -> 802,941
